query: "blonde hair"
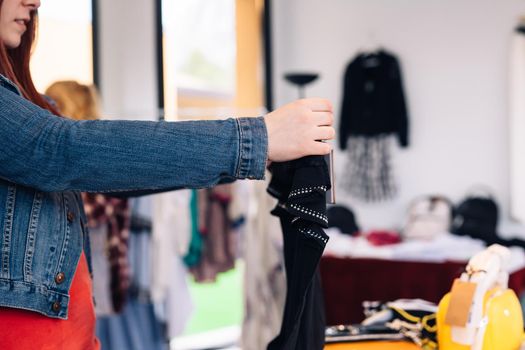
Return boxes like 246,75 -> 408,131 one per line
45,81 -> 101,120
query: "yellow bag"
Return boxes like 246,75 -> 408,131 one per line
437,287 -> 523,350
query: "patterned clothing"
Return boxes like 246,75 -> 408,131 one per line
82,193 -> 130,312
342,135 -> 397,202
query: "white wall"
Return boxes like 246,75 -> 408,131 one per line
272,0 -> 525,231
98,0 -> 158,121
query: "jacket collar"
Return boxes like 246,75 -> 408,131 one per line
0,74 -> 22,95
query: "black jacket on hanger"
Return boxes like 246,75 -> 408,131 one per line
267,156 -> 331,350
339,50 -> 409,150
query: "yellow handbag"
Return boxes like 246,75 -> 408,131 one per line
436,245 -> 523,350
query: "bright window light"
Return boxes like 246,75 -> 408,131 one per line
162,0 -> 236,95
31,0 -> 93,92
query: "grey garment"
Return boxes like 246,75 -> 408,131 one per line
242,179 -> 287,350
129,197 -> 154,293
342,135 -> 397,202
90,225 -> 114,316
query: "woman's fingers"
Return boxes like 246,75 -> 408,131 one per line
301,98 -> 333,112
313,126 -> 336,141
311,111 -> 334,126
264,98 -> 335,162
305,140 -> 332,156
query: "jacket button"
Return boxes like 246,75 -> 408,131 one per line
52,301 -> 61,312
67,211 -> 75,222
55,272 -> 65,284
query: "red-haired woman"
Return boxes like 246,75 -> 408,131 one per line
0,0 -> 334,348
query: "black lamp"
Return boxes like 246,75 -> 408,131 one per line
283,72 -> 319,99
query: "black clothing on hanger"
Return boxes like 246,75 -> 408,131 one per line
339,50 -> 409,150
267,155 -> 331,350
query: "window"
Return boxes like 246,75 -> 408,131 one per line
163,0 -> 236,95
161,0 -> 263,121
161,0 -> 236,120
161,1 -> 265,347
31,0 -> 94,92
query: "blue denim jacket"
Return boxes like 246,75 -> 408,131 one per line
0,74 -> 267,319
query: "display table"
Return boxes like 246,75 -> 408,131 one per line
320,256 -> 525,325
325,341 -> 420,349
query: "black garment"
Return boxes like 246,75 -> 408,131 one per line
327,205 -> 359,235
339,50 -> 409,149
267,156 -> 331,350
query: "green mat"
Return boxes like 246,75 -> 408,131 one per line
183,262 -> 244,335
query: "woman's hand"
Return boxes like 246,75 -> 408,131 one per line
264,98 -> 335,162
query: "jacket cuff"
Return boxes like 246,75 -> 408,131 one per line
235,117 -> 268,180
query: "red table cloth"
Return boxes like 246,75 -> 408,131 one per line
320,256 -> 525,325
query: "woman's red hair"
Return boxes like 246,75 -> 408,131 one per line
0,0 -> 58,114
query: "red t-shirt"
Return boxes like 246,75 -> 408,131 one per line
0,251 -> 100,350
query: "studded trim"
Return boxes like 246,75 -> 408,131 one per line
289,203 -> 328,224
288,186 -> 327,199
299,227 -> 329,244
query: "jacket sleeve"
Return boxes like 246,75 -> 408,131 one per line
0,85 -> 268,193
390,58 -> 409,147
338,63 -> 353,150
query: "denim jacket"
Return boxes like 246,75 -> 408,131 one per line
0,74 -> 267,319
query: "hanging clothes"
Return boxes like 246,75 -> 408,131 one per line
128,197 -> 154,293
96,197 -> 168,350
157,255 -> 194,339
151,190 -> 191,300
510,24 -> 525,223
82,193 -> 130,312
266,156 -> 331,350
95,296 -> 167,350
242,178 -> 287,350
228,180 -> 249,237
96,232 -> 167,350
151,190 -> 194,339
339,49 -> 409,148
90,225 -> 115,316
190,184 -> 238,282
339,49 -> 409,202
183,190 -> 203,268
